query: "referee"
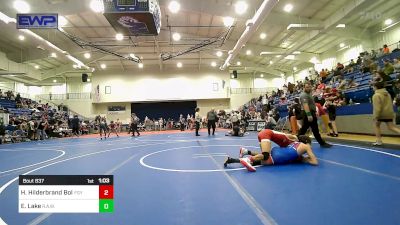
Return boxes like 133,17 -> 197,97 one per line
298,82 -> 332,148
206,108 -> 217,135
195,108 -> 201,136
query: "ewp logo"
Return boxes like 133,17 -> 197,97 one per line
17,14 -> 58,29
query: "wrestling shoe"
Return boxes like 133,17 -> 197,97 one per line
240,158 -> 256,172
224,157 -> 232,168
372,142 -> 382,146
239,147 -> 248,158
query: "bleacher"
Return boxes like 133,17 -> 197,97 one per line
0,98 -> 34,117
268,50 -> 400,118
0,99 -> 16,109
7,108 -> 33,116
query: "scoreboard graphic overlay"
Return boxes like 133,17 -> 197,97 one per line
18,175 -> 114,213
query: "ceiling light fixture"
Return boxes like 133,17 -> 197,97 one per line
138,63 -> 144,68
34,65 -> 39,69
168,1 -> 181,13
172,32 -> 181,41
285,55 -> 295,60
236,61 -> 241,66
223,16 -> 235,27
177,62 -> 183,68
384,19 -> 393,25
293,67 -> 297,71
18,35 -> 25,41
284,4 -> 293,13
211,62 -> 217,67
340,43 -> 345,48
50,52 -> 57,58
336,24 -> 346,28
260,74 -> 264,78
13,0 -> 30,13
115,33 -> 124,41
53,80 -> 57,83
216,51 -> 223,57
260,33 -> 267,39
100,64 -> 106,69
84,53 -> 91,59
246,50 -> 252,55
235,1 -> 248,15
269,60 -> 273,65
90,0 -> 104,13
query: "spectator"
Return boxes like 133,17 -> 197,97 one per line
288,82 -> 295,94
383,44 -> 390,55
324,100 -> 339,137
370,50 -> 377,60
317,80 -> 326,90
314,97 -> 331,135
356,55 -> 362,65
383,59 -> 394,75
347,78 -> 359,88
371,77 -> 400,146
377,48 -> 384,58
376,71 -> 395,99
393,58 -> 400,73
264,114 -> 277,129
337,78 -> 348,90
288,97 -> 303,134
320,69 -> 327,81
71,115 -> 80,137
362,58 -> 372,73
279,96 -> 287,105
336,62 -> 344,71
334,90 -> 346,106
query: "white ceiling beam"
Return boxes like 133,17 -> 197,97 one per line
40,64 -> 92,81
274,0 -> 378,64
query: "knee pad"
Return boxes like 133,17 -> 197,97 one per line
262,152 -> 270,160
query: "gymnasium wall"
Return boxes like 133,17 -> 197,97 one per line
50,99 -> 94,119
197,98 -> 230,115
92,69 -> 230,103
336,114 -> 400,136
92,102 -> 132,124
372,26 -> 400,50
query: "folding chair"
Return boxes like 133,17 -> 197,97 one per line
274,116 -> 289,132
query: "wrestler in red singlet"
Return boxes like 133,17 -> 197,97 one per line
257,129 -> 294,147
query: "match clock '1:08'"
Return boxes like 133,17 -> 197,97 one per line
98,178 -> 110,184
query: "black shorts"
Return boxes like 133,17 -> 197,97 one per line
329,113 -> 336,121
378,119 -> 393,122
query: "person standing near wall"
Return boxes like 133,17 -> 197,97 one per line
71,115 -> 80,137
298,82 -> 332,148
99,117 -> 107,140
195,108 -> 201,136
179,114 -> 185,131
116,118 -> 121,132
130,113 -> 140,137
371,77 -> 400,146
206,108 -> 217,135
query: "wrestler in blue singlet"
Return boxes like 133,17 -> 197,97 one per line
270,142 -> 301,165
